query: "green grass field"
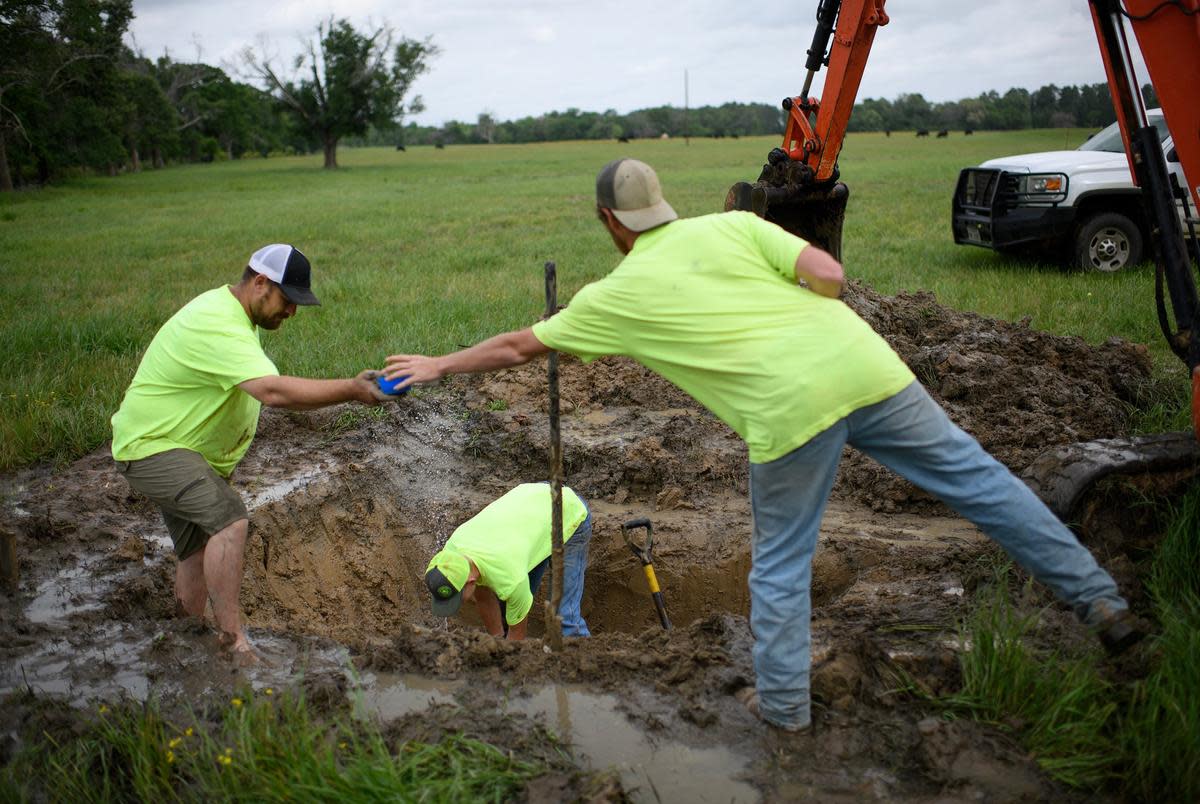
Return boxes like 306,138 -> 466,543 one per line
0,130 -> 1187,470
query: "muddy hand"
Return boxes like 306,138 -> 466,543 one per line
383,354 -> 440,390
355,370 -> 393,404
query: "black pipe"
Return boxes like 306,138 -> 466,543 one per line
805,0 -> 842,73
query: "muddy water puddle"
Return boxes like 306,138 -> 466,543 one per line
26,565 -> 106,625
359,672 -> 760,803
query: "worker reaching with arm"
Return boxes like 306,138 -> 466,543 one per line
111,244 -> 391,664
386,159 -> 1143,733
424,483 -> 593,639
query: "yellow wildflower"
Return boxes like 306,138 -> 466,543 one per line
169,737 -> 182,749
231,698 -> 243,708
265,688 -> 274,696
185,727 -> 194,737
218,755 -> 232,767
339,742 -> 348,750
98,705 -> 109,715
166,750 -> 175,765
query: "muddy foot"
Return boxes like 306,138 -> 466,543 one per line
218,631 -> 269,667
230,645 -> 263,668
734,686 -> 811,734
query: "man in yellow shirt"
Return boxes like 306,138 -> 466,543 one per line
425,483 -> 592,639
384,160 -> 1140,732
112,244 -> 388,662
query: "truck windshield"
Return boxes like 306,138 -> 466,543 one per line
1078,115 -> 1170,153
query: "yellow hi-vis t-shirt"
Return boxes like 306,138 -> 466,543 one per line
111,286 -> 279,477
438,483 -> 588,626
532,211 -> 915,464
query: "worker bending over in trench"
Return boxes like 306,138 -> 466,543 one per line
111,244 -> 389,663
384,158 -> 1144,734
425,483 -> 592,639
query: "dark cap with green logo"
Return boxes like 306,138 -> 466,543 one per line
425,550 -> 470,617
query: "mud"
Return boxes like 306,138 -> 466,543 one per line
0,283 -> 1181,802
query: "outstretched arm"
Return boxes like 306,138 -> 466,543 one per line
794,245 -> 845,298
384,327 -> 549,392
239,370 -> 388,410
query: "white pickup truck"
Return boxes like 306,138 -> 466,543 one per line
951,110 -> 1193,272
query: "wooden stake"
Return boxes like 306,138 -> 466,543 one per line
544,261 -> 565,652
0,528 -> 17,593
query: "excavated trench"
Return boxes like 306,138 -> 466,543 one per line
236,402 -> 758,645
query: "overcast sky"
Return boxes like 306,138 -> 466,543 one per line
127,0 -> 1149,127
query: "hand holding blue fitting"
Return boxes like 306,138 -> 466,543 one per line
376,374 -> 410,396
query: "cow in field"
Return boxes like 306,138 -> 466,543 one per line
916,129 -> 930,137
937,129 -> 949,138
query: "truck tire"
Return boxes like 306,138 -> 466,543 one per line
1074,212 -> 1143,272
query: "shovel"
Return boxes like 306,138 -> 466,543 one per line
621,518 -> 671,630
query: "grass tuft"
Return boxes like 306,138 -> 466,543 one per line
945,572 -> 1118,789
0,690 -> 547,803
943,486 -> 1200,799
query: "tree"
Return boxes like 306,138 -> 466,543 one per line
1141,83 -> 1158,110
244,17 -> 437,169
475,111 -> 496,144
117,66 -> 175,171
0,0 -> 133,189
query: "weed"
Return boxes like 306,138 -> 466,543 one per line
942,487 -> 1200,798
0,689 -> 548,802
329,405 -> 388,435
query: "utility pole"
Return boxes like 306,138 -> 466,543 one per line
684,68 -> 690,146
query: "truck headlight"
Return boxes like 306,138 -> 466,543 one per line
1017,173 -> 1067,202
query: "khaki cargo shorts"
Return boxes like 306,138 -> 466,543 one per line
115,448 -> 248,560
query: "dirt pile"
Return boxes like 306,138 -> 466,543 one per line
843,283 -> 1153,509
454,282 -> 1153,513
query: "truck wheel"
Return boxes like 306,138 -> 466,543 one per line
1074,213 -> 1143,272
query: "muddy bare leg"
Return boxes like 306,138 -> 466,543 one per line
174,547 -> 208,617
203,517 -> 252,653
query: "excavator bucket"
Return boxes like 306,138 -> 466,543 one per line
725,149 -> 850,260
1021,431 -> 1200,523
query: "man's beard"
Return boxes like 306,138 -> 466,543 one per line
250,303 -> 286,330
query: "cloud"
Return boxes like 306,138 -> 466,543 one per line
527,24 -> 556,43
126,0 -> 1149,126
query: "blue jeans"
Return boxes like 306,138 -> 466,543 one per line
748,380 -> 1127,730
500,507 -> 593,637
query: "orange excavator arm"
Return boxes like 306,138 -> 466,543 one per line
1090,0 -> 1200,437
780,0 -> 889,181
725,0 -> 888,259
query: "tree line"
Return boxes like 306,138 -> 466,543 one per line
0,1 -> 434,189
384,83 -> 1153,148
1,1 -> 1158,190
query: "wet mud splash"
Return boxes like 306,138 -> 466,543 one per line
1,284 -> 1186,802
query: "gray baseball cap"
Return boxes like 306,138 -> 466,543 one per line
595,158 -> 678,232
